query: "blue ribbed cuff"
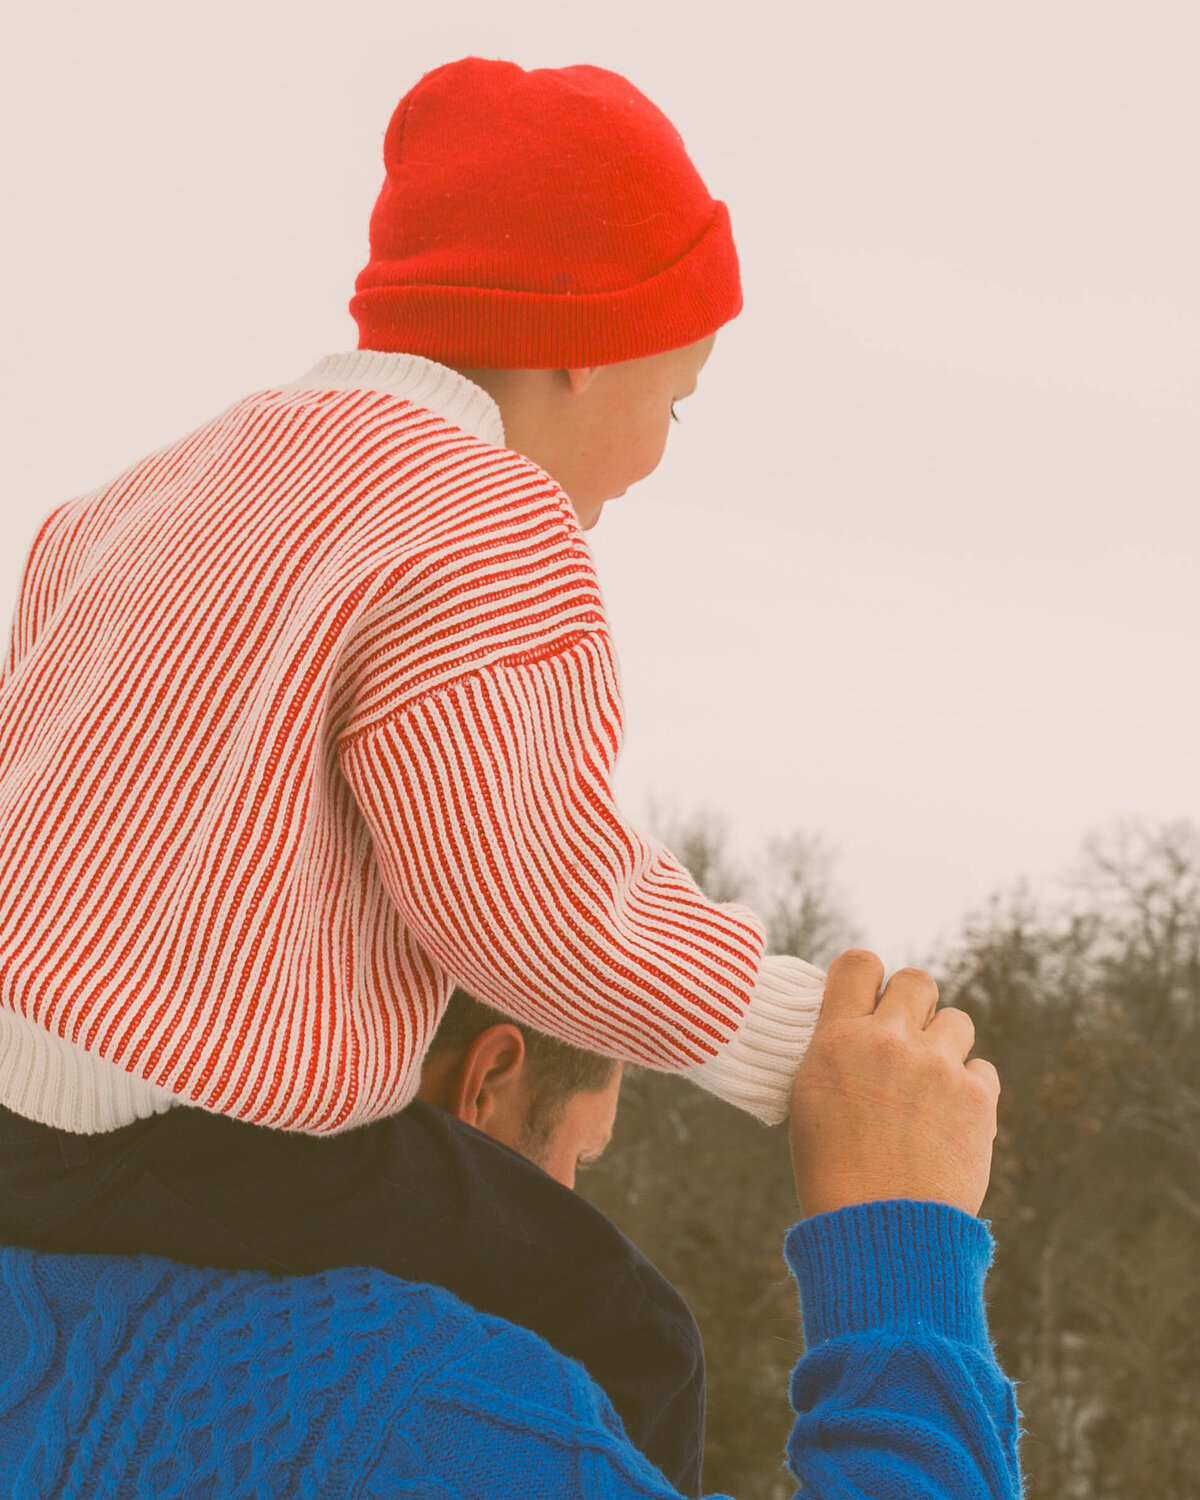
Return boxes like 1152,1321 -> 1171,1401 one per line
785,1200 -> 995,1352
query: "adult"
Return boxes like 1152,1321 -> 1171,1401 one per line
0,990 -> 705,1493
416,988 -> 705,1488
0,953 -> 1022,1497
416,987 -> 624,1191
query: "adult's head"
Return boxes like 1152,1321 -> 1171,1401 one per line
417,989 -> 622,1190
351,57 -> 738,526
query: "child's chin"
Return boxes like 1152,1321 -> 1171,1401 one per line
578,501 -> 607,530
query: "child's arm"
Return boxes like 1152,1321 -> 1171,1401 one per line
338,621 -> 823,1124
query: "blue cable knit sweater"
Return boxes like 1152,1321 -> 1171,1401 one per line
0,1199 -> 1022,1498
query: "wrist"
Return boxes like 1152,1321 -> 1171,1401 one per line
795,1183 -> 981,1220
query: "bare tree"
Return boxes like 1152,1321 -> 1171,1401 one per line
938,818 -> 1200,1500
759,830 -> 859,964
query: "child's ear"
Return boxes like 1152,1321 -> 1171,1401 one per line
565,367 -> 599,395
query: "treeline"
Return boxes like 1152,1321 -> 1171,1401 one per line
579,816 -> 1200,1499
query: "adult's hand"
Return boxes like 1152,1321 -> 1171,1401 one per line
790,949 -> 1000,1218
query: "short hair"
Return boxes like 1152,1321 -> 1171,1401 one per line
426,989 -> 620,1147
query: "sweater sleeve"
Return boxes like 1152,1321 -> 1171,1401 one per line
356,1199 -> 1022,1500
783,1200 -> 1024,1498
337,627 -> 824,1124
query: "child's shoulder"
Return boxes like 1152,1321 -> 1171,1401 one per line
259,363 -> 584,550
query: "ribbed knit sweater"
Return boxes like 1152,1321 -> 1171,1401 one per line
0,352 -> 823,1135
0,1200 -> 1023,1498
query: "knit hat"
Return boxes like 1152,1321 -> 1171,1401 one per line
351,58 -> 742,368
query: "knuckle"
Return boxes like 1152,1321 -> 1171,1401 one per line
923,1047 -> 958,1086
968,1060 -> 1001,1103
873,1023 -> 914,1068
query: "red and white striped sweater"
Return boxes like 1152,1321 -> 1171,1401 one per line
0,353 -> 823,1134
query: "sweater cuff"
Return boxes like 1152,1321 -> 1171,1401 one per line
785,1199 -> 996,1352
682,954 -> 825,1125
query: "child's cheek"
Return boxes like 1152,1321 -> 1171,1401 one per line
637,418 -> 674,484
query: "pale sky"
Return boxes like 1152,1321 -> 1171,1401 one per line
2,1 -> 1197,966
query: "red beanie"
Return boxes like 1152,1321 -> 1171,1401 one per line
351,58 -> 742,368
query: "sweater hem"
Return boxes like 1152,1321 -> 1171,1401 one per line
0,1007 -> 175,1134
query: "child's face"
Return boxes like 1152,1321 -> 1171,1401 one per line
468,336 -> 717,531
563,334 -> 717,530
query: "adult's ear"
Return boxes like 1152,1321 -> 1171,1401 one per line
452,1024 -> 528,1130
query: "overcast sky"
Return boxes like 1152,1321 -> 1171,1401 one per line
2,1 -> 1197,966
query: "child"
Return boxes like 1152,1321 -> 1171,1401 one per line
0,56 -> 823,1137
0,59 -> 824,1479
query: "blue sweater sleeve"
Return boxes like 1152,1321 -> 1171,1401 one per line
784,1199 -> 1023,1498
359,1199 -> 1022,1499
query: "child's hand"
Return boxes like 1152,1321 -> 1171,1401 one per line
789,950 -> 1000,1219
